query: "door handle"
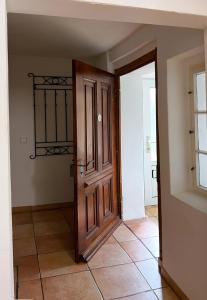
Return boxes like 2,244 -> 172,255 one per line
72,160 -> 93,168
152,169 -> 157,179
72,160 -> 94,176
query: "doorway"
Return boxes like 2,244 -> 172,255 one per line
143,72 -> 157,209
116,49 -> 162,259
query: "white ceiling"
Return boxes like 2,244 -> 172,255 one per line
7,0 -> 207,30
8,13 -> 140,58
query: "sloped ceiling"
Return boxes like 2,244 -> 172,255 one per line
8,13 -> 141,58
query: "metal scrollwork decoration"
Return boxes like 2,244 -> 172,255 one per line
28,73 -> 74,159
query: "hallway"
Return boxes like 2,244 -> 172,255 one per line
13,207 -> 178,300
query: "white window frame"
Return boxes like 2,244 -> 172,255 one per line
189,64 -> 207,195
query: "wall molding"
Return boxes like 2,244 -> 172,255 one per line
158,258 -> 190,300
12,201 -> 73,214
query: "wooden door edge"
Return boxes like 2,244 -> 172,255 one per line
80,217 -> 122,262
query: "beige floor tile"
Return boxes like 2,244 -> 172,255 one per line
113,225 -> 137,242
104,235 -> 117,245
42,271 -> 102,300
33,209 -> 65,223
38,250 -> 88,277
92,263 -> 150,300
18,279 -> 43,300
36,233 -> 74,254
124,218 -> 146,226
13,223 -> 34,240
13,237 -> 37,258
34,220 -> 70,236
154,287 -> 179,300
150,217 -> 159,225
119,290 -> 158,300
141,237 -> 160,258
145,205 -> 158,218
12,212 -> 32,225
128,219 -> 159,239
120,240 -> 153,262
14,255 -> 40,281
88,243 -> 132,269
136,259 -> 167,289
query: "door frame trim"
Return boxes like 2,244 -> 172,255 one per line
115,49 -> 162,261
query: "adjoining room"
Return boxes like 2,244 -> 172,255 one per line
119,58 -> 160,259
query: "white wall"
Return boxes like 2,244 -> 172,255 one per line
9,55 -> 74,207
167,49 -> 205,196
167,55 -> 193,194
108,25 -> 207,300
0,0 -> 14,299
143,77 -> 157,206
120,70 -> 145,220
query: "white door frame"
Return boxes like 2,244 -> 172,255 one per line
0,0 -> 14,299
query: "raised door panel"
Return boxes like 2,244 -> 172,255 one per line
101,83 -> 112,170
102,175 -> 113,222
84,186 -> 99,238
83,79 -> 98,176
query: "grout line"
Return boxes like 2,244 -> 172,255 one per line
109,289 -> 155,300
134,259 -> 168,292
86,238 -> 155,300
152,289 -> 161,300
31,214 -> 45,300
36,259 -> 158,279
123,222 -> 159,260
88,261 -> 134,271
35,247 -> 75,256
40,269 -> 91,280
88,257 -> 154,271
111,223 -> 164,292
87,264 -> 105,300
112,235 -> 155,264
124,224 -> 164,289
134,261 -> 154,290
112,223 -> 157,261
108,237 -> 133,262
83,225 -> 159,272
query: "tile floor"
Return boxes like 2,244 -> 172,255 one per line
145,205 -> 158,218
12,207 -> 179,300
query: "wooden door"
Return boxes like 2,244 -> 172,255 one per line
73,60 -> 121,262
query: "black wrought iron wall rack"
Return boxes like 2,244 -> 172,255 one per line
28,73 -> 74,159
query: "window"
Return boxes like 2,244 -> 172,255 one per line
193,71 -> 207,190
